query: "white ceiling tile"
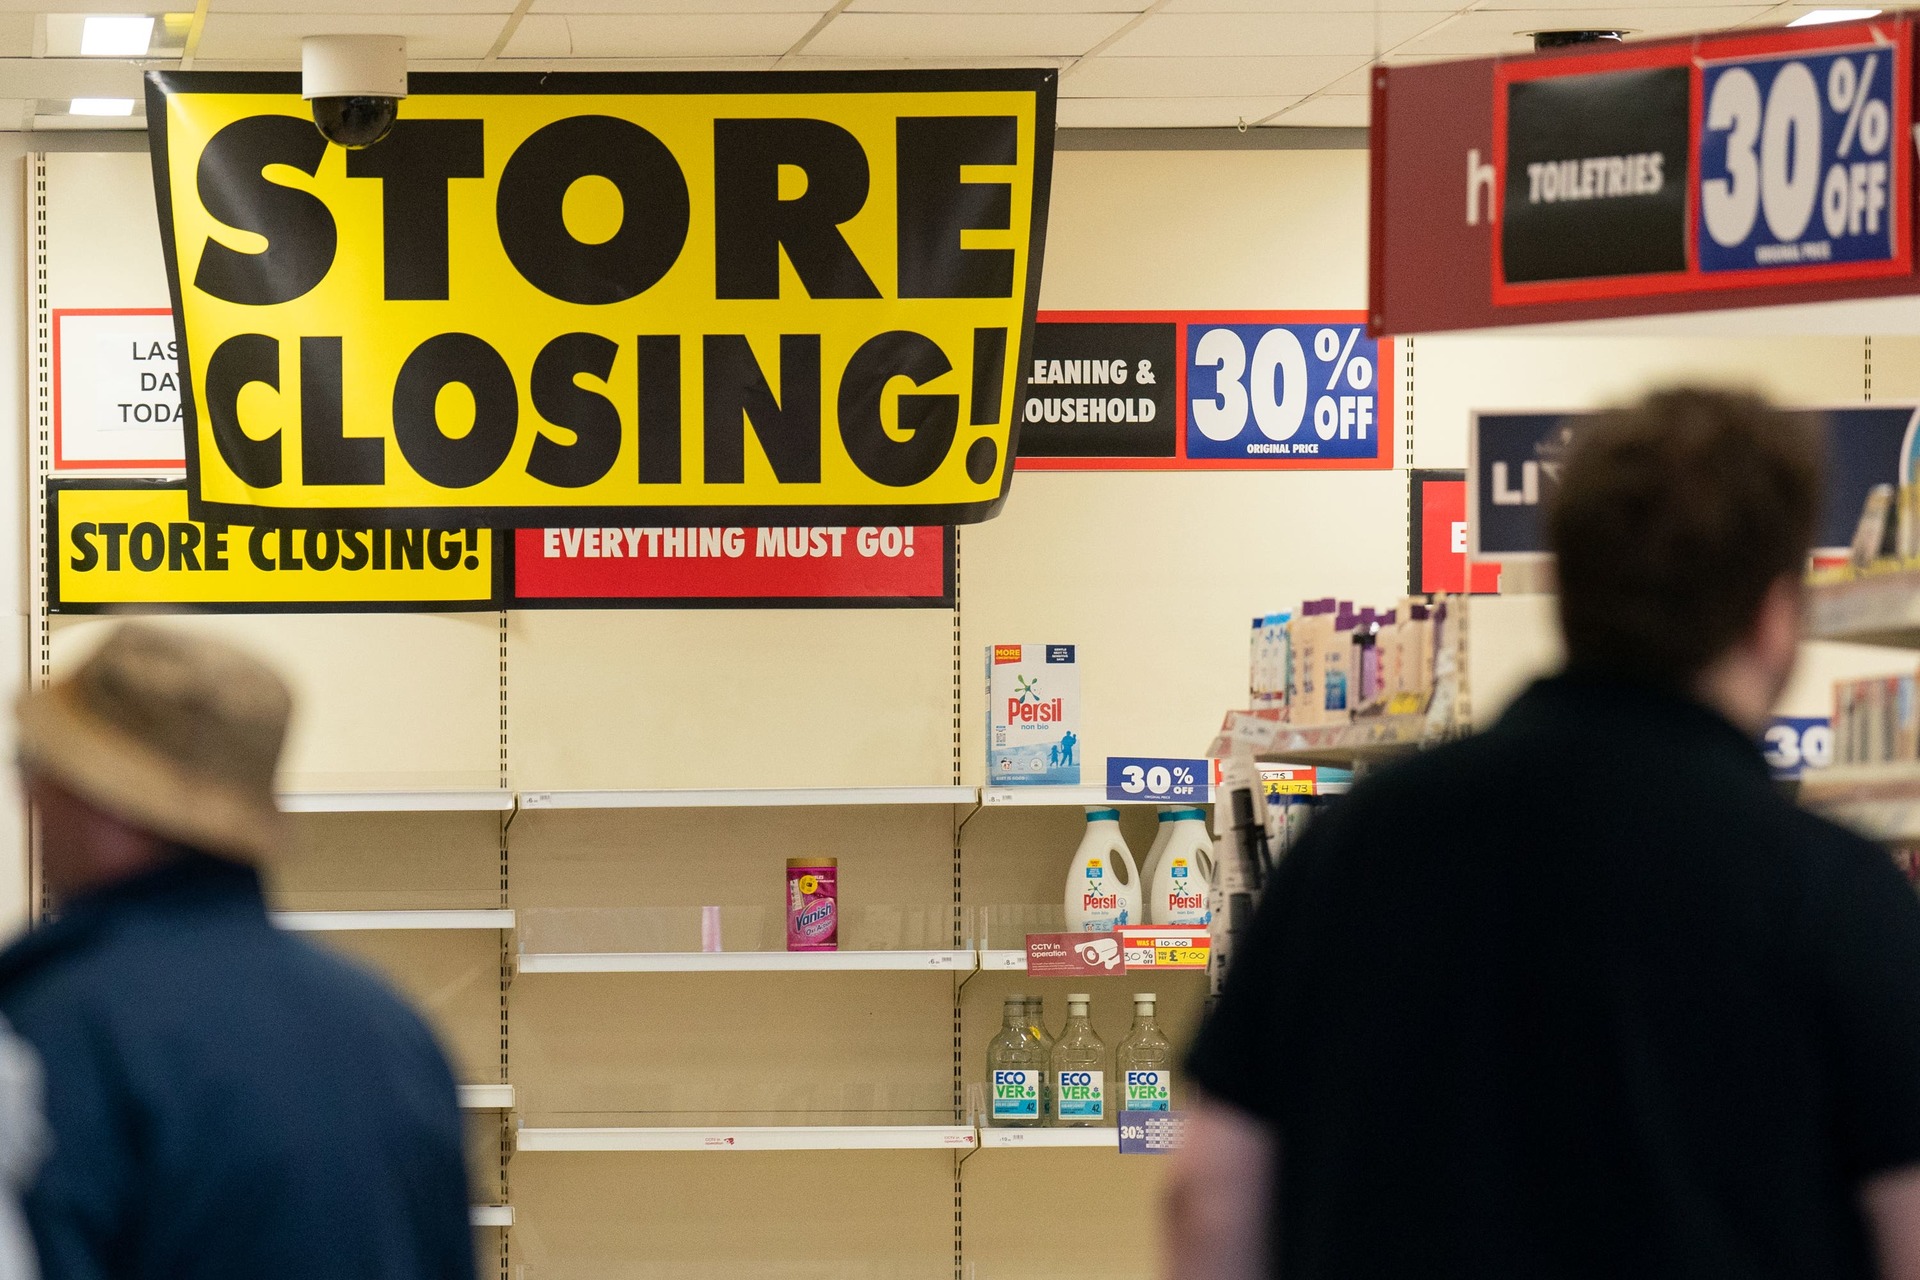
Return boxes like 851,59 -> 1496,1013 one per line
1058,93 -> 1301,127
1398,6 -> 1768,56
848,0 -> 1148,9
195,12 -> 510,61
528,0 -> 828,9
1103,11 -> 1443,57
805,11 -> 1132,56
1064,52 -> 1367,97
500,14 -> 571,57
1475,0 -> 1770,8
216,0 -> 518,11
1264,92 -> 1368,126
503,12 -> 820,56
1324,63 -> 1376,93
1159,0 -> 1454,10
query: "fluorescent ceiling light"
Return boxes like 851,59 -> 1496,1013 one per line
79,15 -> 154,57
69,98 -> 136,117
1788,8 -> 1881,25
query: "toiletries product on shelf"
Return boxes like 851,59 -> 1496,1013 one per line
987,995 -> 1046,1127
1052,993 -> 1109,1126
987,642 -> 1081,786
1250,613 -> 1291,708
1289,599 -> 1336,726
785,858 -> 837,952
1117,993 -> 1174,1112
1064,806 -> 1141,932
1147,808 -> 1213,926
1323,603 -> 1356,725
1400,601 -> 1434,704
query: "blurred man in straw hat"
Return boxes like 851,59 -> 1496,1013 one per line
0,623 -> 473,1280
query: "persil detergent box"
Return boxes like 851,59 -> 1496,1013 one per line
987,643 -> 1080,786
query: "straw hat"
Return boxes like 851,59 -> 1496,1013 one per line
16,623 -> 291,863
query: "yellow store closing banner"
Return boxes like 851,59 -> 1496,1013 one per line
144,70 -> 1057,527
48,480 -> 503,612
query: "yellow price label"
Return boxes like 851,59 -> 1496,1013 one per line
1153,946 -> 1210,969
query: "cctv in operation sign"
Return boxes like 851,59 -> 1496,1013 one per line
142,70 -> 1056,527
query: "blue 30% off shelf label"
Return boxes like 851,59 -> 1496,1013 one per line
1699,44 -> 1896,273
1186,323 -> 1380,461
1108,757 -> 1210,804
1763,715 -> 1832,781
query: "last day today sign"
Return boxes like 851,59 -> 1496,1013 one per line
145,70 -> 1056,528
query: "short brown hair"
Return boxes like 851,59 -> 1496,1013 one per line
1546,387 -> 1823,688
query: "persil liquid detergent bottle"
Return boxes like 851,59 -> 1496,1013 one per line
1137,806 -> 1176,902
1147,809 -> 1214,926
1064,807 -> 1140,932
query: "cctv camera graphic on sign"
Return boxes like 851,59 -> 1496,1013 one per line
1073,937 -> 1122,970
142,69 -> 1057,529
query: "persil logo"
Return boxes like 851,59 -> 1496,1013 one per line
993,644 -> 1023,664
1169,892 -> 1204,910
1006,697 -> 1064,723
1082,890 -> 1119,911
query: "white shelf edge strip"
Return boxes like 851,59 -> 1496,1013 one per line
518,786 -> 976,810
278,791 -> 515,813
469,1206 -> 514,1228
978,1128 -> 1118,1148
517,1125 -> 978,1152
458,1084 -> 516,1110
517,950 -> 974,973
273,909 -> 516,932
982,787 -> 1207,807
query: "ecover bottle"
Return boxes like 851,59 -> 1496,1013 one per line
1116,992 -> 1174,1112
1024,995 -> 1055,1122
986,994 -> 1045,1127
1051,993 -> 1109,1127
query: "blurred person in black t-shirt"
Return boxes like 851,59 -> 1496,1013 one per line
1169,388 -> 1920,1280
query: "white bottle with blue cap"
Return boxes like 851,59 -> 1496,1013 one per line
1147,808 -> 1214,926
1064,806 -> 1141,932
1138,805 -> 1175,900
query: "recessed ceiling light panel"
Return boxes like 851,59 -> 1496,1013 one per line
1787,8 -> 1882,27
69,98 -> 136,117
78,14 -> 154,57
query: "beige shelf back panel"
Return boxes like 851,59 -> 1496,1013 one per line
510,806 -> 955,915
508,1152 -> 953,1280
508,610 -> 953,790
269,811 -> 504,913
307,929 -> 502,1087
48,615 -> 501,792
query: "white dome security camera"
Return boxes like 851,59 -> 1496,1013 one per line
301,35 -> 407,149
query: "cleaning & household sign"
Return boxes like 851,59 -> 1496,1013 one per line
986,643 -> 1079,785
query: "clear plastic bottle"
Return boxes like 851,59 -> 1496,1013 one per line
986,994 -> 1045,1127
1025,995 -> 1055,1122
1051,992 -> 1109,1127
1116,992 -> 1174,1112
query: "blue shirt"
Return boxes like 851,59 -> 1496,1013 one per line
0,852 -> 475,1280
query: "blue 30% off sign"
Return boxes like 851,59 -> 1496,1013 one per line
1762,715 -> 1833,781
1186,323 -> 1380,461
1699,44 -> 1898,273
1107,757 -> 1211,804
